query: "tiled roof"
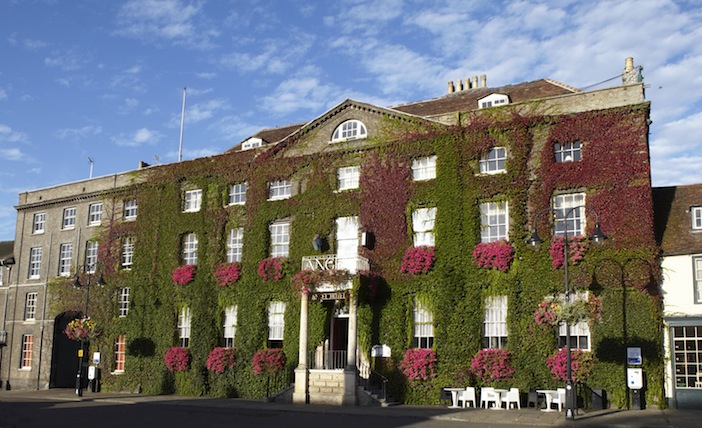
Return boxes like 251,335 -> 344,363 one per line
653,184 -> 702,255
391,79 -> 577,117
228,79 -> 578,152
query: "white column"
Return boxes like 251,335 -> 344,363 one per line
346,294 -> 357,369
293,293 -> 308,404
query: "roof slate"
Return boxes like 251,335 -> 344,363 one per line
653,184 -> 702,255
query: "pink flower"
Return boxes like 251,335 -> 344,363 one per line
400,246 -> 435,275
546,348 -> 594,383
534,301 -> 559,326
549,236 -> 586,269
172,264 -> 196,286
472,240 -> 514,272
470,349 -> 515,383
206,347 -> 237,374
257,258 -> 286,282
252,348 -> 286,376
399,348 -> 437,381
164,347 -> 190,372
291,269 -> 350,295
214,262 -> 241,287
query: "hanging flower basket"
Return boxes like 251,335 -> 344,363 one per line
206,347 -> 237,374
469,348 -> 515,385
257,258 -> 286,282
214,262 -> 241,287
252,348 -> 286,376
64,317 -> 98,341
291,269 -> 350,295
546,348 -> 594,383
550,236 -> 586,269
172,264 -> 196,286
534,294 -> 603,326
400,246 -> 434,275
399,348 -> 437,381
472,240 -> 514,272
164,347 -> 190,372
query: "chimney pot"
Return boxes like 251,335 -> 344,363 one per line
472,76 -> 479,89
456,79 -> 464,91
480,74 -> 487,88
448,81 -> 455,94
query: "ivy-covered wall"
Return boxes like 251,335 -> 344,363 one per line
48,101 -> 663,408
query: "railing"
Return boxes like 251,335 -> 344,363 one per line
301,255 -> 369,274
265,367 -> 294,399
309,349 -> 347,370
357,360 -> 388,402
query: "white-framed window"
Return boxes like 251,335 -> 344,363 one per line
124,199 -> 138,220
413,299 -> 434,349
331,119 -> 367,142
412,207 -> 436,247
483,295 -> 508,349
412,156 -> 437,181
88,203 -> 103,226
241,137 -> 263,150
672,325 -> 702,388
24,292 -> 38,321
183,189 -> 202,212
692,207 -> 702,230
182,233 -> 198,265
478,93 -> 509,109
552,193 -> 586,237
118,287 -> 130,317
58,243 -> 73,277
268,301 -> 285,348
121,236 -> 134,270
62,207 -> 76,230
558,292 -> 591,350
178,307 -> 191,347
480,201 -> 509,243
28,247 -> 42,279
114,335 -> 126,373
85,241 -> 98,273
337,166 -> 360,191
554,141 -> 581,163
228,183 -> 247,205
32,213 -> 45,234
227,228 -> 244,263
269,221 -> 290,258
479,147 -> 507,174
268,179 -> 292,201
223,305 -> 238,348
694,257 -> 702,304
20,334 -> 33,369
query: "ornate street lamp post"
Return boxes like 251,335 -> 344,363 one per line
527,206 -> 606,420
72,263 -> 105,397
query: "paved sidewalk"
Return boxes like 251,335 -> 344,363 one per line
1,388 -> 701,427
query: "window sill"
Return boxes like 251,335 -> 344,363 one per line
267,196 -> 291,201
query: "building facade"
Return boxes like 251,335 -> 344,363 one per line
2,58 -> 665,408
656,184 -> 702,408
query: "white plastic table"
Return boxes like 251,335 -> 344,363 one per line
536,389 -> 558,412
445,387 -> 465,408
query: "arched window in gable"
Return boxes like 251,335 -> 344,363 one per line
331,120 -> 367,142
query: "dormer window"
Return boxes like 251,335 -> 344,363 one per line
242,137 -> 263,151
331,120 -> 367,143
479,147 -> 506,174
692,206 -> 702,230
478,94 -> 509,109
555,141 -> 581,163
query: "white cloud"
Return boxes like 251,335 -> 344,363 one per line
0,124 -> 29,144
217,32 -> 314,74
0,148 -> 24,161
0,88 -> 6,100
115,0 -> 219,49
112,128 -> 164,147
54,125 -> 103,140
44,48 -> 90,71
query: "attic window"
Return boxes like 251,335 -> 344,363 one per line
331,120 -> 367,143
242,138 -> 263,151
692,206 -> 702,230
478,94 -> 509,109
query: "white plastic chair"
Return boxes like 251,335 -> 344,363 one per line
458,387 -> 477,408
480,387 -> 498,408
552,388 -> 566,411
504,388 -> 520,409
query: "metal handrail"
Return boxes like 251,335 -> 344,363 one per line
357,360 -> 388,402
309,349 -> 347,370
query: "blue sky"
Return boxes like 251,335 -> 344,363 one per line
1,0 -> 701,241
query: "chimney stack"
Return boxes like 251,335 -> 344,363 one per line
622,57 -> 641,85
472,75 -> 479,89
447,81 -> 455,93
480,74 -> 487,88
